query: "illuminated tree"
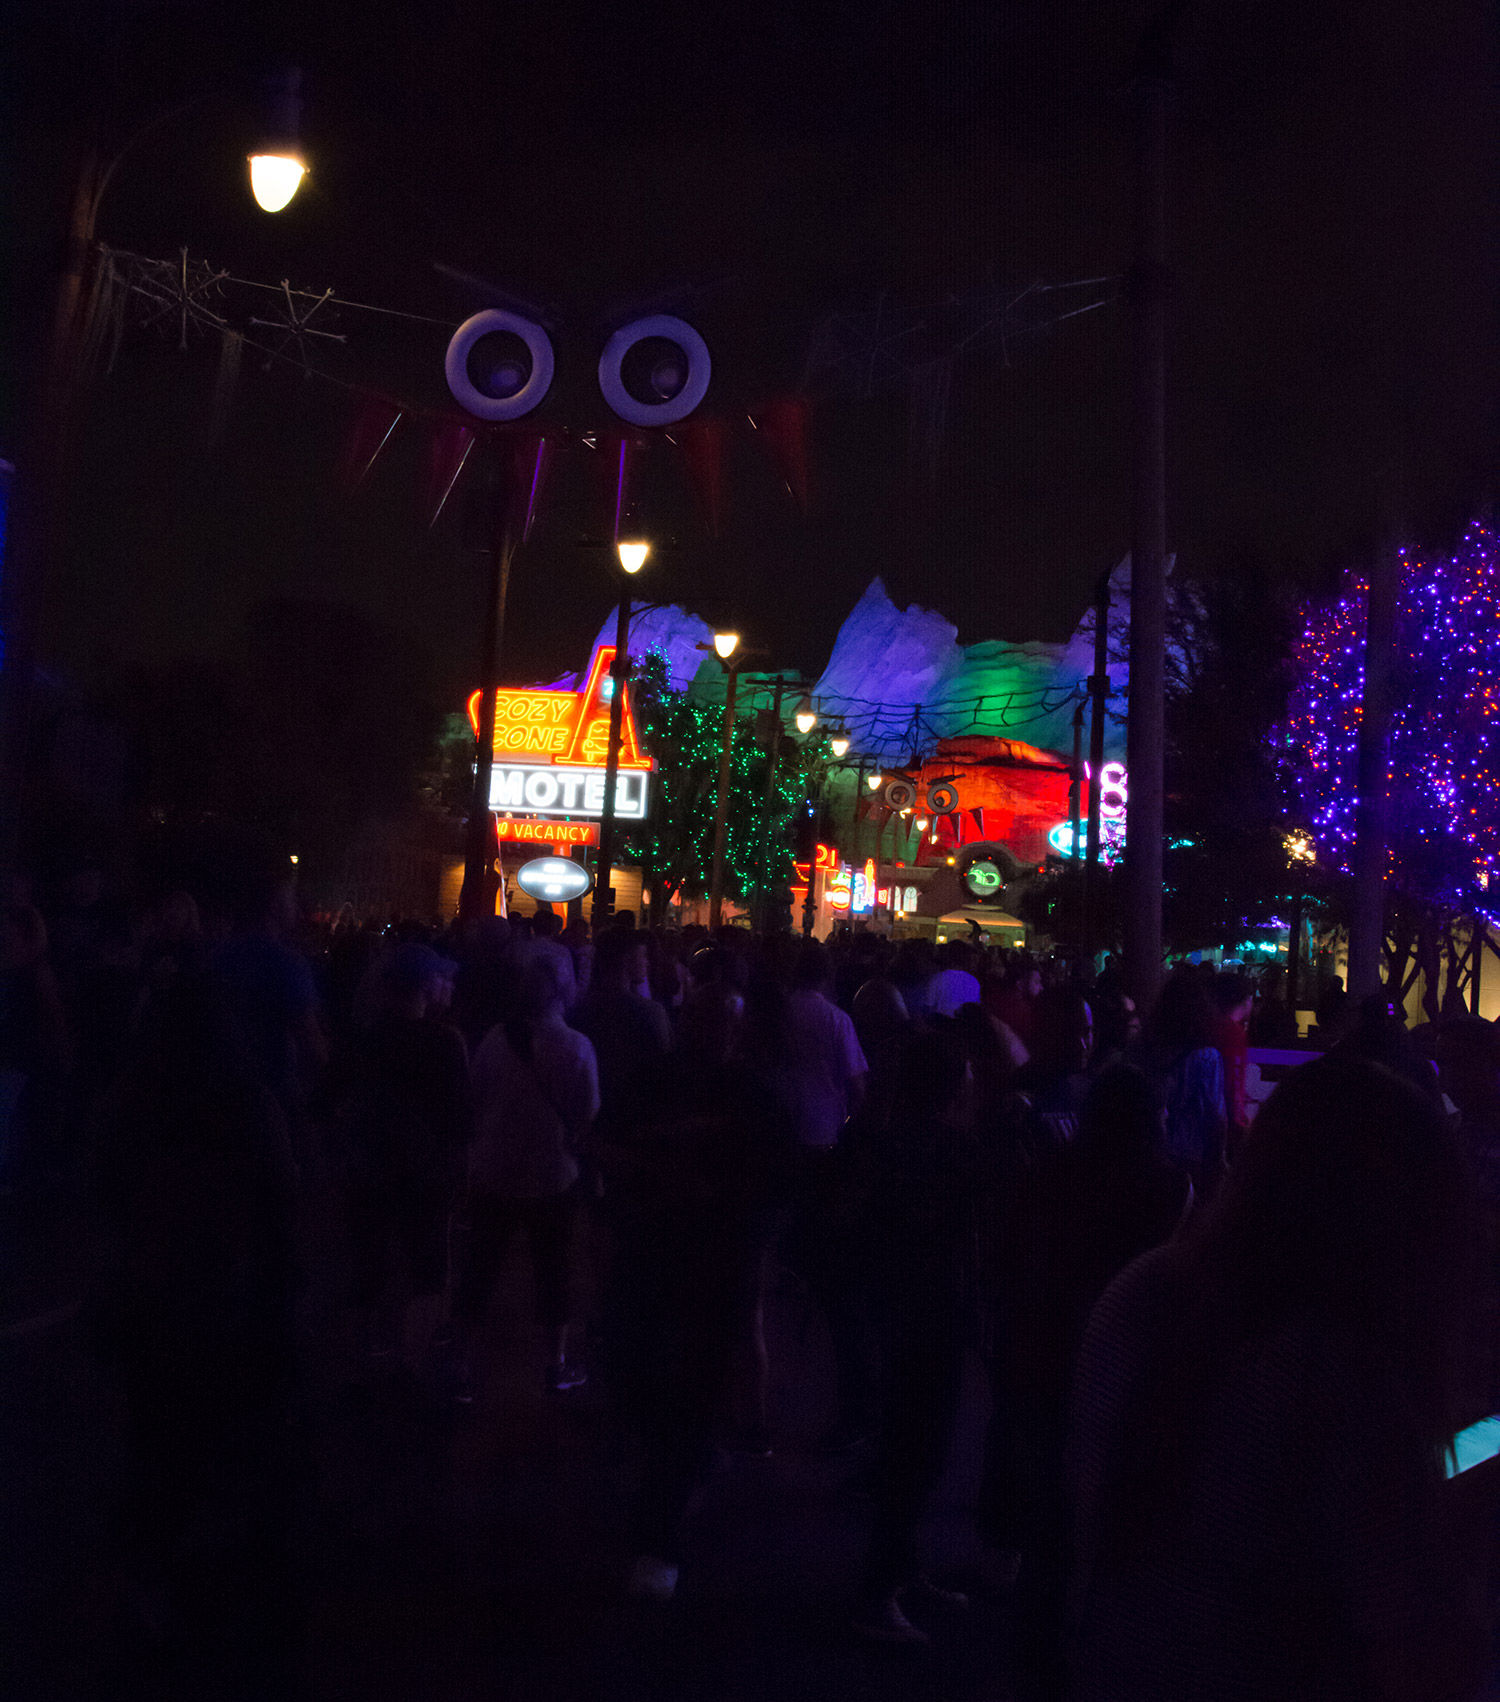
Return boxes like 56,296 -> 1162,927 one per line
1281,518 -> 1500,915
1280,519 -> 1500,1012
626,652 -> 813,925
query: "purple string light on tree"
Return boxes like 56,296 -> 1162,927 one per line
1280,519 -> 1500,917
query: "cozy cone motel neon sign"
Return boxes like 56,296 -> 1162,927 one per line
467,646 -> 654,831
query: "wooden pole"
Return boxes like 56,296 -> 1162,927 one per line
1122,55 -> 1171,1013
459,457 -> 514,922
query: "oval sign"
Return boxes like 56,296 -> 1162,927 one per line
516,857 -> 594,904
963,859 -> 1004,899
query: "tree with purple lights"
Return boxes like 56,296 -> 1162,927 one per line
1281,517 -> 1500,1008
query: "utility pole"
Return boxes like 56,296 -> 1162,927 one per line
1122,28 -> 1172,1011
1082,567 -> 1111,959
707,659 -> 741,929
459,455 -> 515,922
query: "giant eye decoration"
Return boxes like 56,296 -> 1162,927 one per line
597,314 -> 712,427
445,309 -> 555,421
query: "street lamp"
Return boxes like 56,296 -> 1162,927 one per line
794,696 -> 818,735
594,541 -> 650,924
829,731 -> 850,759
249,154 -> 306,212
867,772 -> 883,791
713,630 -> 740,661
248,67 -> 307,213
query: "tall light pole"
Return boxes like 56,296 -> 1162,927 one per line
459,449 -> 518,921
706,629 -> 744,931
592,539 -> 648,927
1122,23 -> 1172,1011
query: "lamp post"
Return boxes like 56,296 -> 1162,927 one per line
592,539 -> 648,926
706,629 -> 747,931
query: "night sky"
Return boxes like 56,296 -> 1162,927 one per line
7,0 -> 1498,700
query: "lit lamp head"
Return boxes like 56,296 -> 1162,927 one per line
794,696 -> 817,734
249,153 -> 306,211
830,734 -> 850,759
867,772 -> 883,791
617,540 -> 650,574
249,67 -> 306,213
713,630 -> 740,661
915,816 -> 930,832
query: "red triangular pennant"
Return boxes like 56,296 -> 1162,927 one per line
427,419 -> 475,526
677,417 -> 727,538
755,396 -> 810,511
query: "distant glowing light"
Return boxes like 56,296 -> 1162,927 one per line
617,540 -> 650,574
249,154 -> 306,212
794,696 -> 817,734
830,734 -> 850,759
713,630 -> 740,660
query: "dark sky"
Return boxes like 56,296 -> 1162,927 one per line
8,0 -> 1498,697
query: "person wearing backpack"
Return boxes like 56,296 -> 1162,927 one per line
458,948 -> 600,1394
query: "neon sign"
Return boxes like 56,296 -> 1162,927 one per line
490,764 -> 650,820
496,818 -> 598,846
468,646 -> 651,771
1049,762 -> 1128,863
827,867 -> 852,911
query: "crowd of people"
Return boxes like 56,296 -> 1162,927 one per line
4,856 -> 1499,1699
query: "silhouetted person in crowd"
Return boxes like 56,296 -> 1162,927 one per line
851,1028 -> 976,1645
1438,1018 -> 1500,1207
607,985 -> 792,1600
1069,1057 -> 1488,1701
1333,990 -> 1441,1100
89,975 -> 301,1683
0,902 -> 71,1190
891,937 -> 939,1021
988,1065 -> 1191,1699
1015,986 -> 1095,1145
987,957 -> 1044,1050
571,927 -> 672,1136
928,937 -> 983,1017
328,942 -> 468,1376
460,951 -> 599,1394
1248,965 -> 1300,1045
1128,972 -> 1226,1198
1089,985 -> 1139,1073
781,940 -> 875,1450
1210,971 -> 1254,1157
210,870 -> 326,1131
449,915 -> 514,1054
1312,971 -> 1350,1042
